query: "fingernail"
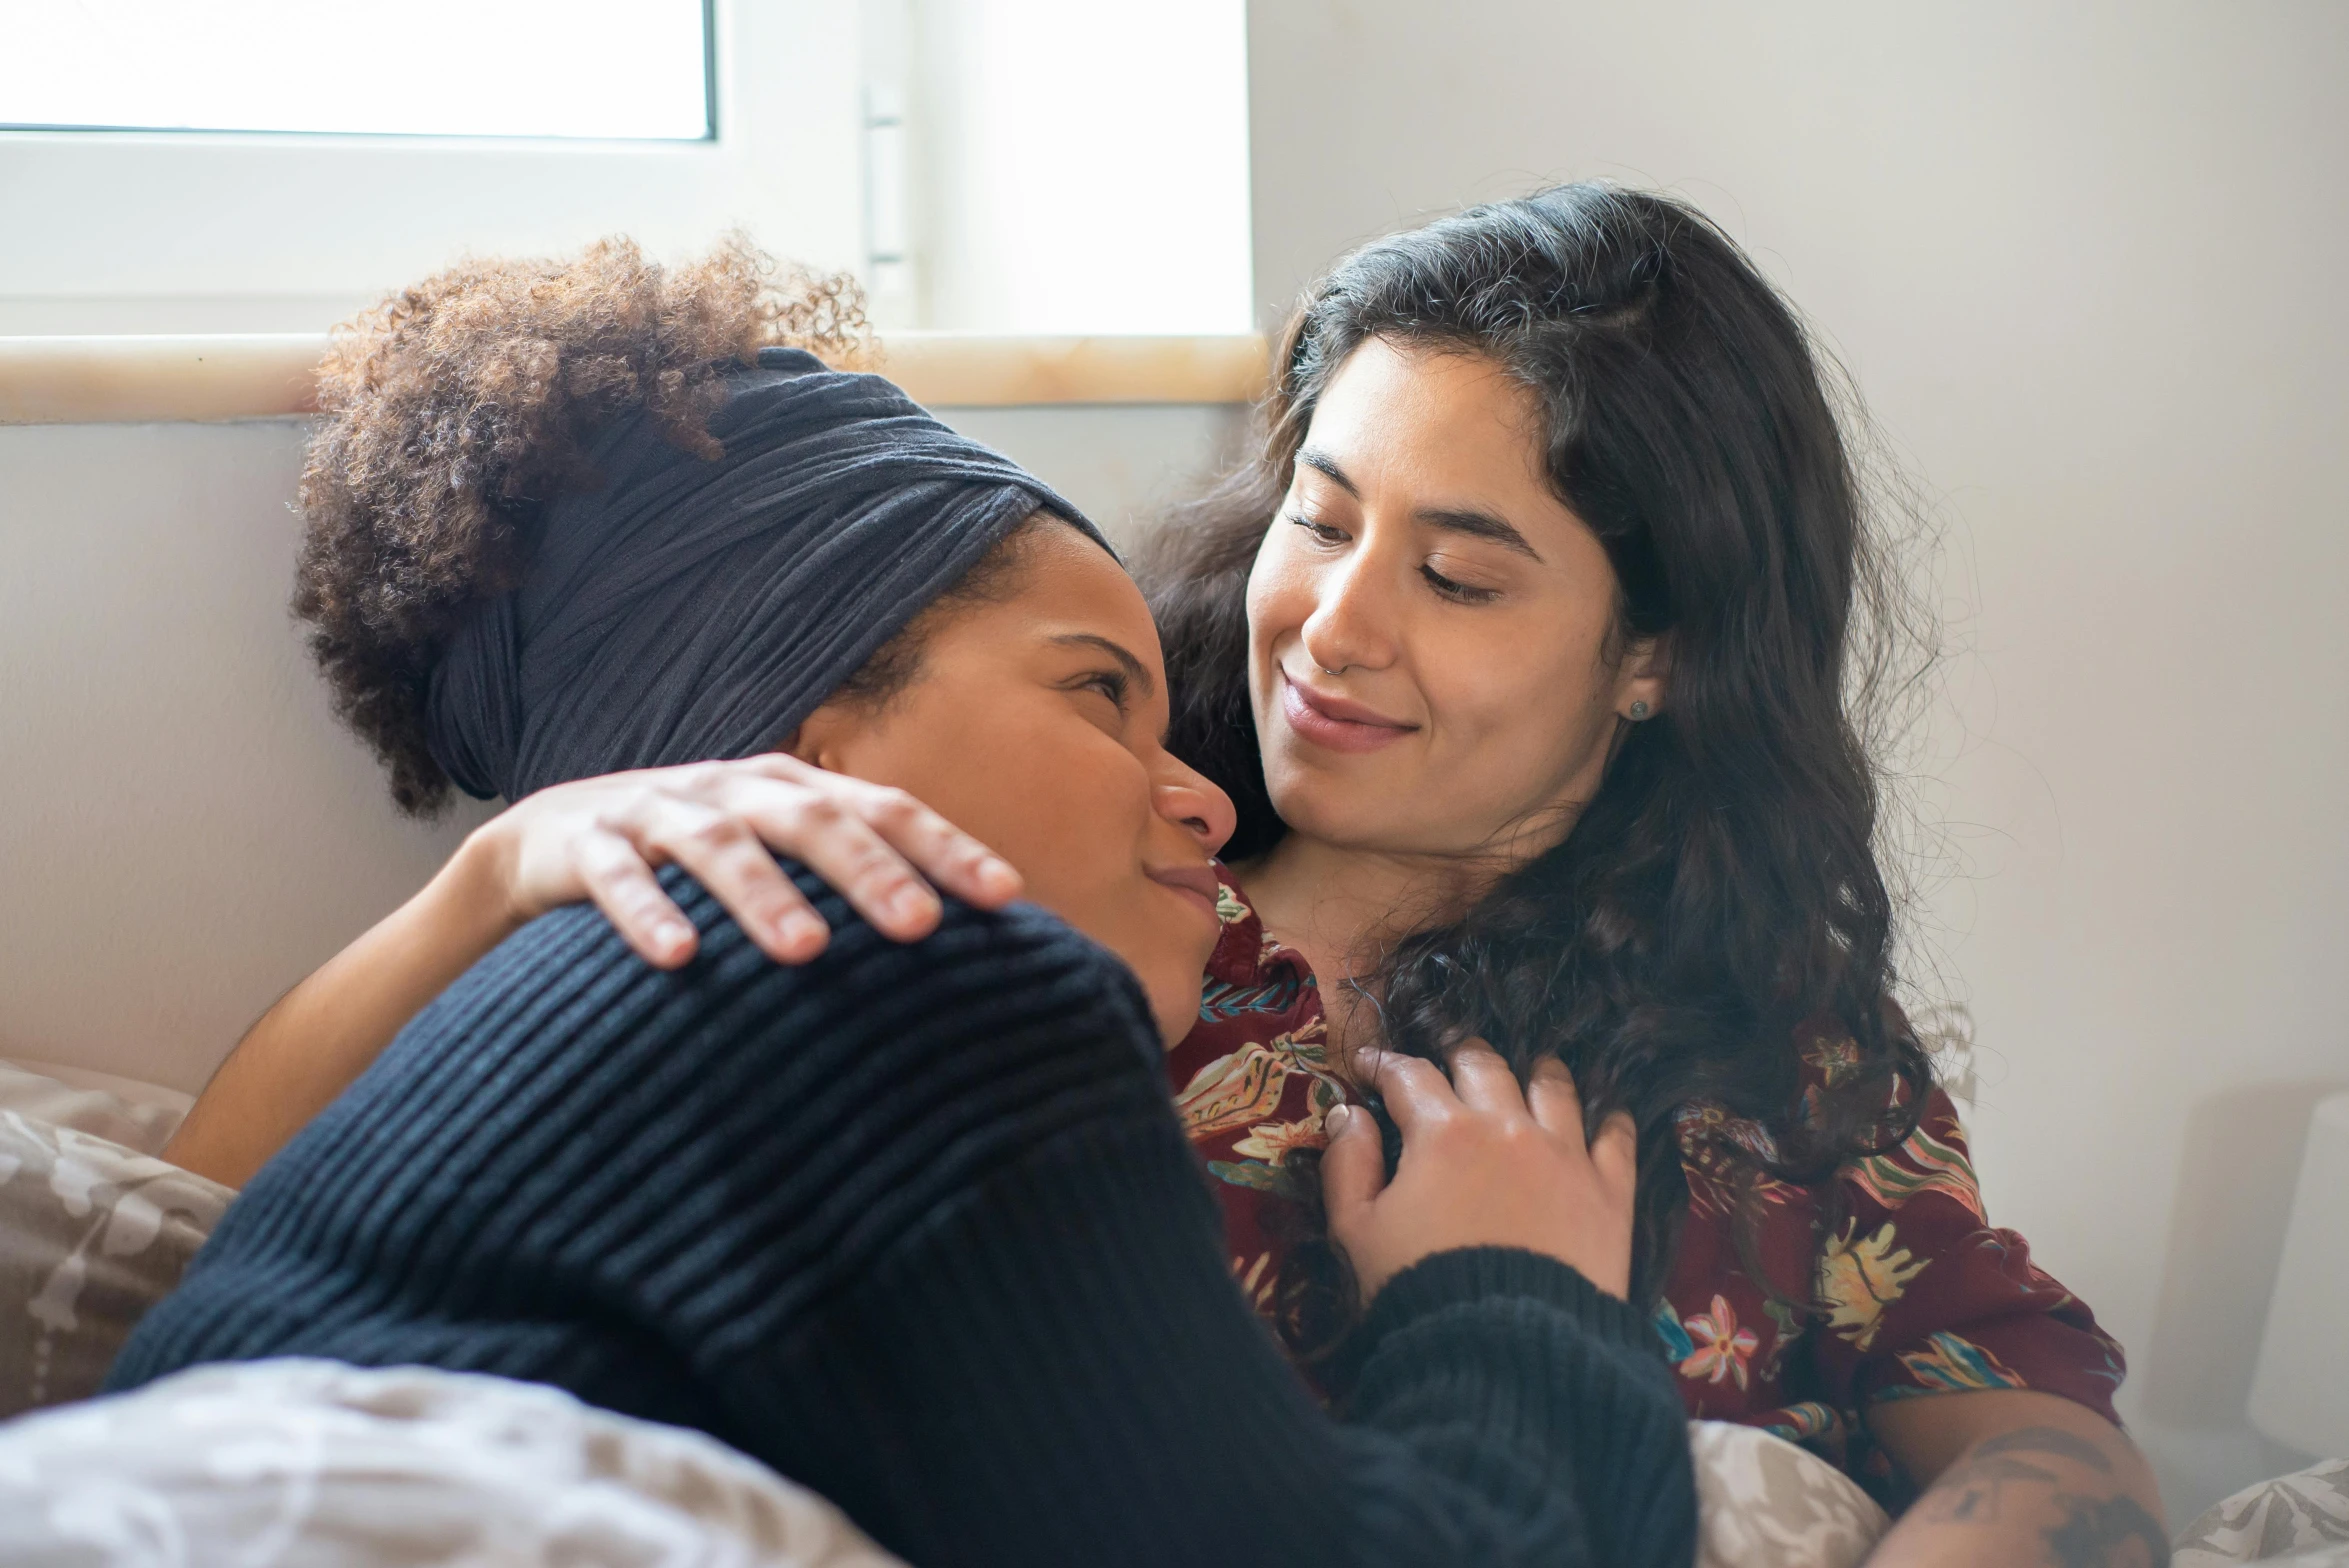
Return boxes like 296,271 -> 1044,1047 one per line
1325,1104 -> 1353,1134
891,889 -> 938,925
779,914 -> 824,950
977,857 -> 1019,894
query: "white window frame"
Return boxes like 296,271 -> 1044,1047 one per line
0,0 -> 866,334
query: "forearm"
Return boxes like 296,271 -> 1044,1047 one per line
1864,1392 -> 2168,1567
1342,1251 -> 1699,1568
162,830 -> 521,1188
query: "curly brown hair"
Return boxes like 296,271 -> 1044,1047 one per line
293,236 -> 867,815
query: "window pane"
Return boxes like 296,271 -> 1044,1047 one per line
883,0 -> 1254,333
0,0 -> 711,140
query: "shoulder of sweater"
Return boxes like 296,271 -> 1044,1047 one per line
640,855 -> 1116,961
616,855 -> 1153,1016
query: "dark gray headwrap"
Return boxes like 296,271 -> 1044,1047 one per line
427,347 -> 1105,802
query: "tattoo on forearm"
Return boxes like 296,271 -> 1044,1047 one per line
1909,1425 -> 2168,1567
1918,1455 -> 2060,1526
2043,1493 -> 2171,1568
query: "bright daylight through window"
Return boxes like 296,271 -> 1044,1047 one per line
1,0 -> 712,140
0,1 -> 1250,337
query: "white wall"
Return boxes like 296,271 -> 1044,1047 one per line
896,0 -> 1255,332
1243,0 -> 2349,1520
0,404 -> 1236,1091
0,422 -> 485,1091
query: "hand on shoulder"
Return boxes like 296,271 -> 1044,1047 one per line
464,754 -> 1022,967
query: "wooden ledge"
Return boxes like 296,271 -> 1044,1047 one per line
0,332 -> 1268,424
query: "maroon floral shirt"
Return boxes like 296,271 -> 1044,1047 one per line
1166,868 -> 2128,1485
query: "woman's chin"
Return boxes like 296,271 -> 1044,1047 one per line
1140,946 -> 1220,1047
1148,957 -> 1219,1045
1265,783 -> 1411,857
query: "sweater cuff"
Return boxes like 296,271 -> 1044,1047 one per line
1357,1247 -> 1665,1362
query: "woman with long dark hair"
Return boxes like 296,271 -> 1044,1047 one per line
174,188 -> 2166,1564
1134,185 -> 2165,1564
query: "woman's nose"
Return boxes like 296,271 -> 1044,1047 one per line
1155,757 -> 1237,858
1297,551 -> 1397,676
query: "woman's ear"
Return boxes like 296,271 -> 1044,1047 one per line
782,701 -> 856,771
1617,633 -> 1671,721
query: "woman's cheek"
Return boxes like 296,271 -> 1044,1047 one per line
1243,536 -> 1309,652
1040,747 -> 1147,880
1431,627 -> 1609,806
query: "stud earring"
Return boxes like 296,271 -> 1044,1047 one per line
1628,700 -> 1652,721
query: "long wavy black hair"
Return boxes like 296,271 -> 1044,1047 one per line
1140,182 -> 1937,1331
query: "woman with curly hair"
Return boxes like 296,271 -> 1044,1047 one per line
173,187 -> 2167,1565
122,238 -> 1695,1568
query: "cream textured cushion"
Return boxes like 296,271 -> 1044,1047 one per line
1689,1419 -> 1890,1568
0,1061 -> 230,1417
0,1358 -> 908,1567
0,1059 -> 193,1157
2175,1460 -> 2349,1566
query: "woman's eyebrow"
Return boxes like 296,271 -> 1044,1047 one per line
1415,506 -> 1542,561
1049,633 -> 1158,697
1297,447 -> 1359,495
1298,446 -> 1541,562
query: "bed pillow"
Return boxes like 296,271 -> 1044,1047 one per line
1689,1418 -> 1891,1568
0,1063 -> 230,1417
2175,1460 -> 2349,1566
0,1057 -> 193,1156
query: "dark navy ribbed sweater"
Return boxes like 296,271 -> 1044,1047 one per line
112,864 -> 1696,1568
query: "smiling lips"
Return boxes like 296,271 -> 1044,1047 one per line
1146,862 -> 1224,926
1278,668 -> 1417,753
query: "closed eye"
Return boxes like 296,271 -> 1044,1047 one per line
1421,562 -> 1500,605
1066,667 -> 1132,711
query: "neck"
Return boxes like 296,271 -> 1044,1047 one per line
1235,833 -> 1510,1057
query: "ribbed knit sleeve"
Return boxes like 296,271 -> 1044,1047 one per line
112,863 -> 1695,1568
1343,1248 -> 1699,1568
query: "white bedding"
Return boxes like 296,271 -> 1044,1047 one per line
0,1356 -> 1894,1568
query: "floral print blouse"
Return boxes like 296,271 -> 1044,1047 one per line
1167,869 -> 2128,1490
